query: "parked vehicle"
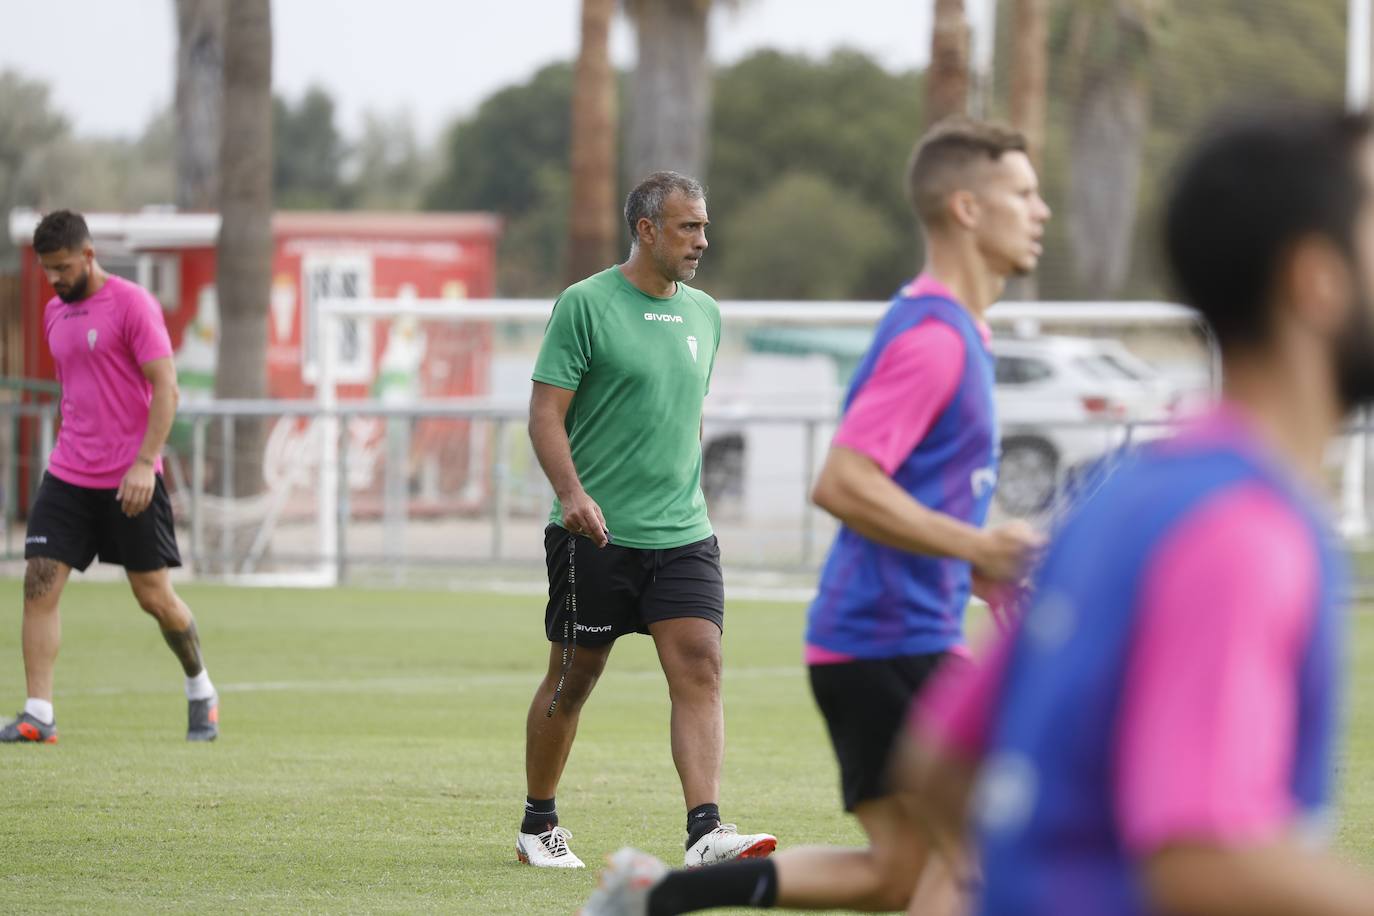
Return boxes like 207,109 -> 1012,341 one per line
992,335 -> 1182,516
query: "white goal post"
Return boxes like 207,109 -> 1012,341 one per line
305,297 -> 1241,585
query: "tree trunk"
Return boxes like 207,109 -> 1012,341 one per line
927,0 -> 970,127
567,0 -> 620,282
1009,0 -> 1048,171
1068,0 -> 1151,297
174,0 -> 224,210
1004,0 -> 1049,300
626,0 -> 711,182
215,0 -> 272,517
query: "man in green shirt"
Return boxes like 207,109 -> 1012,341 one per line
515,172 -> 776,871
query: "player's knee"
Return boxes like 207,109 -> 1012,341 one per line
558,672 -> 599,710
845,853 -> 916,911
667,641 -> 722,695
132,585 -> 176,620
866,845 -> 920,910
23,559 -> 62,606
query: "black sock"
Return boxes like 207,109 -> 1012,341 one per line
648,858 -> 779,915
521,796 -> 557,835
686,803 -> 721,849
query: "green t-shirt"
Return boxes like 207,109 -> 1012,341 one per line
532,266 -> 721,549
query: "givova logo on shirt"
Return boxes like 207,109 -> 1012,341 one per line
644,313 -> 683,323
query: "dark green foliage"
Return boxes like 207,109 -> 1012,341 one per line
273,86 -> 347,209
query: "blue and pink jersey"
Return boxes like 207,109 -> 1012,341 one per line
806,275 -> 998,661
44,275 -> 174,489
916,405 -> 1346,915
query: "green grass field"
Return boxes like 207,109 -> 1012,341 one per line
3,580 -> 1374,914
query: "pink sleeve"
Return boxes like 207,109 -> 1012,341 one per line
911,628 -> 1016,761
1115,484 -> 1319,854
123,286 -> 174,366
833,320 -> 965,475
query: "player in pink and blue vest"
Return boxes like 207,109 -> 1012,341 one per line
582,118 -> 1049,915
911,105 -> 1374,916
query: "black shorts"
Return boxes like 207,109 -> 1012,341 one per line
543,524 -> 725,648
24,471 -> 182,573
809,652 -> 949,812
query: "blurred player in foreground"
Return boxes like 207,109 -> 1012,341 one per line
582,117 -> 1048,914
908,103 -> 1374,915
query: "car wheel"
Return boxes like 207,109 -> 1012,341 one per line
997,437 -> 1059,516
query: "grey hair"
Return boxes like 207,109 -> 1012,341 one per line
624,171 -> 705,245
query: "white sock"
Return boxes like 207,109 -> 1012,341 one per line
185,670 -> 216,701
24,697 -> 54,725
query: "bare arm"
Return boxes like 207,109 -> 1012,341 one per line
1144,842 -> 1374,916
138,356 -> 178,465
811,445 -> 1039,581
116,357 -> 178,516
528,381 -> 609,546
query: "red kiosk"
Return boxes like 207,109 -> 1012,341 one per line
9,208 -> 503,513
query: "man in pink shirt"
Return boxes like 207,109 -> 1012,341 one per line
1,210 -> 218,744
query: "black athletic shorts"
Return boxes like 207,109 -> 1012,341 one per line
24,471 -> 182,573
543,524 -> 725,648
809,652 -> 949,812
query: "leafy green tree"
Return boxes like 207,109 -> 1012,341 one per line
712,172 -> 889,300
0,70 -> 70,268
498,168 -> 572,297
708,50 -> 925,297
426,63 -> 601,295
425,63 -> 576,216
343,110 -> 433,210
273,85 -> 345,209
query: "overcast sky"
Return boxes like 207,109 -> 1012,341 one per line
0,1 -> 995,142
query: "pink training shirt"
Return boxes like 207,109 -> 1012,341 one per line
806,274 -> 989,666
915,409 -> 1326,853
44,274 -> 173,489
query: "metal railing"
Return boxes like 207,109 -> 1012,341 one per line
4,399 -> 1372,588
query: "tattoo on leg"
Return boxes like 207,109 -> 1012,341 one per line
24,559 -> 60,602
161,620 -> 205,677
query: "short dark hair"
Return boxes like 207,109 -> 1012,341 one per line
1164,104 -> 1372,351
624,171 -> 705,244
907,117 -> 1028,225
33,209 -> 92,255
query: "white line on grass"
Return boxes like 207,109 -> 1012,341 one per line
57,665 -> 804,698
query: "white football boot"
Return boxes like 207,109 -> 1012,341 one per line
579,847 -> 668,916
684,823 -> 777,867
516,825 -> 585,868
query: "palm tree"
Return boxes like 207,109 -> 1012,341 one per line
927,0 -> 971,126
624,0 -> 727,182
1009,0 -> 1049,171
215,0 -> 272,509
1067,0 -> 1154,297
1004,0 -> 1049,300
173,0 -> 224,210
567,0 -> 620,282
